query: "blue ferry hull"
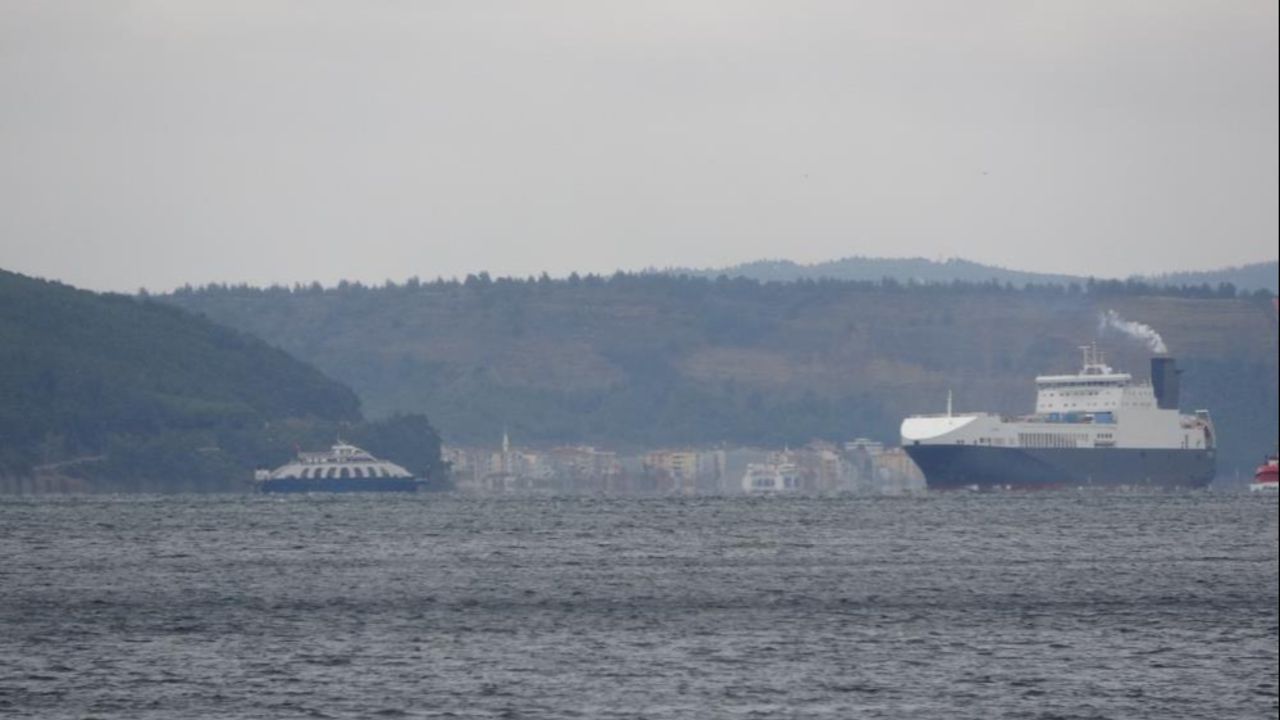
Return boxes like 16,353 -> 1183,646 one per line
257,478 -> 420,493
904,444 -> 1215,490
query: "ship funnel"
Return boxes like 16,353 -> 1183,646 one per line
1151,356 -> 1181,410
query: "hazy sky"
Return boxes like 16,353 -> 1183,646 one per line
1,2 -> 1276,292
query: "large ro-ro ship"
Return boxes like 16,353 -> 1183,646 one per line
901,346 -> 1216,490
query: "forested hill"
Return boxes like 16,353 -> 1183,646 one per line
1141,262 -> 1279,294
165,274 -> 1279,481
0,269 -> 444,492
671,257 -> 1279,294
673,257 -> 1080,286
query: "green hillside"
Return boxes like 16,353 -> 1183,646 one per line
164,274 -> 1278,481
0,269 -> 444,492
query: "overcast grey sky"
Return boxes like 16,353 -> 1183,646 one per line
1,1 -> 1276,292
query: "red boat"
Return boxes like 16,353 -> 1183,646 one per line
1251,454 -> 1278,492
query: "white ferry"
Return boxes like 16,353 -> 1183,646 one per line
253,441 -> 418,493
741,461 -> 800,494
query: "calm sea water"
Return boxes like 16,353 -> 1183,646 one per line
1,492 -> 1276,720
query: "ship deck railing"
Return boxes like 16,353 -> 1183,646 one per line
908,412 -> 1115,425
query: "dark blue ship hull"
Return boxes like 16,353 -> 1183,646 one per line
257,478 -> 420,493
904,444 -> 1215,490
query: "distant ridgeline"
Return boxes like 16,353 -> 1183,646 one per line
0,269 -> 446,492
165,272 -> 1279,482
667,257 -> 1279,295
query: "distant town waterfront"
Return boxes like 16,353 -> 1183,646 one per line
444,434 -> 924,495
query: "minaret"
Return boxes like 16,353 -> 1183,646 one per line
501,428 -> 512,475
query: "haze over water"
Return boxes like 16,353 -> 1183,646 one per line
1,491 -> 1276,719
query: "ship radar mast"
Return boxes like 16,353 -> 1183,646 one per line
1079,343 -> 1113,376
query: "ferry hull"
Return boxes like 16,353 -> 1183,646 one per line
904,445 -> 1215,490
257,478 -> 420,493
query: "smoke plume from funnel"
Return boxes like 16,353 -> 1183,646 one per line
1098,310 -> 1168,354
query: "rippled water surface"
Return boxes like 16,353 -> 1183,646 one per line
1,492 -> 1276,719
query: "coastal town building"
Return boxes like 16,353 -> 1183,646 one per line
445,434 -> 923,495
